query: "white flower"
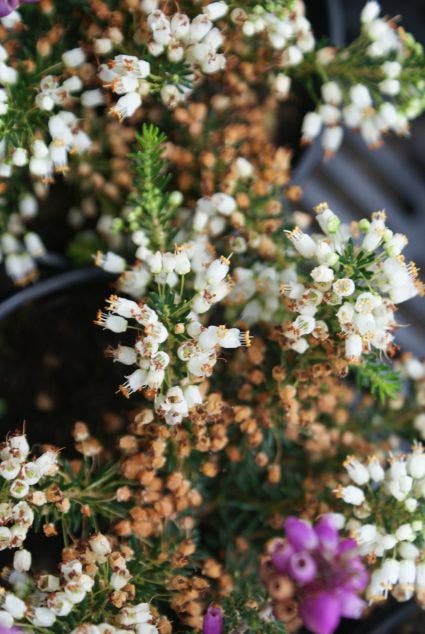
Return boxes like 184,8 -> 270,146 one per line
47,593 -> 73,616
32,607 -> 56,627
322,126 -> 343,156
407,451 -> 425,479
398,560 -> 416,585
160,84 -> 181,108
0,611 -> 14,628
381,559 -> 400,585
203,2 -> 228,21
311,265 -> 334,284
368,457 -> 385,482
10,479 -> 29,499
339,485 -> 365,506
301,112 -> 322,142
81,89 -> 105,107
344,457 -> 370,485
398,541 -> 419,560
89,533 -> 111,559
12,148 -> 28,166
96,313 -> 128,333
111,92 -> 142,119
95,251 -> 126,273
273,74 -> 291,99
350,84 -> 372,109
333,278 -> 355,297
183,385 -> 203,408
395,524 -> 415,542
13,548 -> 31,571
286,227 -> 316,258
361,1 -> 380,23
321,81 -> 342,105
4,593 -> 26,619
0,459 -> 21,480
62,47 -> 86,68
345,333 -> 363,360
120,369 -> 148,397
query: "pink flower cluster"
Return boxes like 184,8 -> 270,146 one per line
263,516 -> 369,634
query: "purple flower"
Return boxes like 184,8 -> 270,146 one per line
288,550 -> 317,585
265,515 -> 369,634
299,591 -> 341,634
284,517 -> 318,551
271,539 -> 294,573
0,628 -> 21,633
0,0 -> 38,17
203,606 -> 223,634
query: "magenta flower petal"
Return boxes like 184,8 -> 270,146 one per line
299,592 -> 341,634
284,517 -> 319,551
315,517 -> 339,553
337,538 -> 358,554
334,589 -> 367,619
271,540 -> 294,573
0,0 -> 19,17
203,606 -> 223,634
343,560 -> 369,592
288,550 -> 318,584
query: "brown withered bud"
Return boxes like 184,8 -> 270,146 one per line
114,520 -> 132,537
268,464 -> 282,484
75,437 -> 102,457
273,599 -> 299,624
116,486 -> 132,502
201,461 -> 219,478
72,421 -> 90,442
255,452 -> 269,468
119,435 -> 139,454
81,505 -> 92,517
178,540 -> 196,557
158,616 -> 173,634
267,576 -> 295,602
110,590 -> 128,608
43,523 -> 58,537
202,558 -> 222,579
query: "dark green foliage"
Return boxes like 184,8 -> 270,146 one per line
353,359 -> 401,404
116,124 -> 180,250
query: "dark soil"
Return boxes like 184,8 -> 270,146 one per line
0,277 -> 134,451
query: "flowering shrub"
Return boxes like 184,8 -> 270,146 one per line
0,1 -> 425,634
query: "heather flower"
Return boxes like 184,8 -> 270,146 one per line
262,516 -> 368,634
0,0 -> 38,17
336,445 -> 425,606
203,606 -> 223,634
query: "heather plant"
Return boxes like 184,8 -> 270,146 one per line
0,2 -> 425,634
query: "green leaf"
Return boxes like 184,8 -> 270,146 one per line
353,359 -> 401,403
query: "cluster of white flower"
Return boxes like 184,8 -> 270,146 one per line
29,111 -> 91,179
0,433 -> 57,552
0,193 -> 45,285
2,531 -> 158,632
232,1 -> 314,67
101,1 -> 228,117
336,447 -> 425,605
70,609 -> 159,634
228,263 -> 293,326
0,43 -> 91,180
99,54 -> 151,120
97,297 -> 171,396
142,0 -> 227,81
301,1 -> 415,155
283,204 -> 420,360
193,192 -> 238,236
97,241 -> 249,423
